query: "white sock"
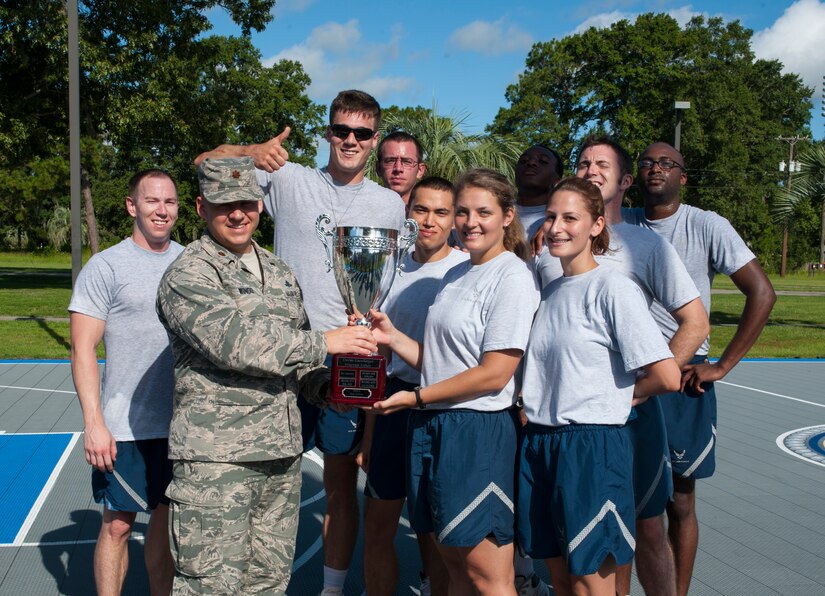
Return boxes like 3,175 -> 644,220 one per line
514,551 -> 535,578
323,566 -> 348,589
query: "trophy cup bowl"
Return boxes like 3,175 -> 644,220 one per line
316,214 -> 418,404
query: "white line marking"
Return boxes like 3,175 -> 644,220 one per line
717,381 -> 825,408
12,432 -> 81,546
0,385 -> 76,395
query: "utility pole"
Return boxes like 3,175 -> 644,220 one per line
674,101 -> 691,152
777,135 -> 809,277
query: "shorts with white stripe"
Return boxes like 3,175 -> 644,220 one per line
518,423 -> 635,576
625,397 -> 673,518
407,408 -> 518,548
92,438 -> 172,512
659,355 -> 718,479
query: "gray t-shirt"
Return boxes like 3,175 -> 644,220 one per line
68,237 -> 184,441
516,203 -> 547,244
257,162 -> 406,331
534,222 -> 700,337
522,265 -> 673,426
422,251 -> 539,411
622,204 -> 756,355
383,250 -> 470,384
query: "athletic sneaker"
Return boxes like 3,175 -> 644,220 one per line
319,588 -> 344,596
515,573 -> 553,596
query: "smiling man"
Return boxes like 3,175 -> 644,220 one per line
515,144 -> 563,242
195,90 -> 405,595
156,157 -> 377,594
69,169 -> 182,596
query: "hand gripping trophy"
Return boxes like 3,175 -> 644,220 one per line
316,214 -> 418,404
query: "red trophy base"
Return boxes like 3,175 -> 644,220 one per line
330,353 -> 387,405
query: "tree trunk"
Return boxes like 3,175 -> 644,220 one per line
80,164 -> 100,254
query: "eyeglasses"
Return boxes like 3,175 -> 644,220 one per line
329,124 -> 375,142
380,156 -> 419,169
637,157 -> 684,171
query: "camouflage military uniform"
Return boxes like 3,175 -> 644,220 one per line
157,231 -> 330,595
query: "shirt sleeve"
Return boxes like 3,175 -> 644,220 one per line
68,255 -> 113,320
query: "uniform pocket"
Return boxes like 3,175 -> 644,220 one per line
167,474 -> 225,578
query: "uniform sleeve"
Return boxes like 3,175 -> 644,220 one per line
68,255 -> 113,320
157,259 -> 328,379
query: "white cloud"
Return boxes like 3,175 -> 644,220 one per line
263,20 -> 414,102
448,18 -> 533,56
573,5 -> 704,34
751,0 -> 825,94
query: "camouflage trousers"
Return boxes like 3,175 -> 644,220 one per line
167,456 -> 302,595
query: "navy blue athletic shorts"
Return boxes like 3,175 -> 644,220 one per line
92,438 -> 172,512
518,423 -> 635,576
625,397 -> 673,518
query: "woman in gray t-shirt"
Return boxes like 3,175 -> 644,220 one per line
368,169 -> 539,594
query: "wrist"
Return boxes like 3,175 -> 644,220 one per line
414,386 -> 426,409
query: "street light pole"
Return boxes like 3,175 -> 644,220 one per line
777,135 -> 809,277
674,101 -> 691,152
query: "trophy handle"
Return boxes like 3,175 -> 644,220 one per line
396,218 -> 419,276
315,214 -> 335,273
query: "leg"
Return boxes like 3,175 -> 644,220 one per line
246,456 -> 302,594
614,561 -> 632,596
447,538 -> 516,596
362,496 -> 405,596
94,507 -> 137,596
144,504 -> 174,596
418,532 -> 449,596
322,453 -> 360,570
546,558 -> 572,596
634,513 -> 676,596
570,555 -> 616,596
667,475 -> 698,596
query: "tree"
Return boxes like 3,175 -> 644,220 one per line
370,103 -> 524,184
773,142 -> 825,266
0,1 -> 324,251
490,13 -> 813,271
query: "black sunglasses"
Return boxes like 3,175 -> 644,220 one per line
329,124 -> 375,142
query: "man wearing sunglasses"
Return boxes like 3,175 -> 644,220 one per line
375,131 -> 426,205
626,141 -> 776,596
195,90 -> 406,596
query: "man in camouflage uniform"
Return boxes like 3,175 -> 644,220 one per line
156,157 -> 377,594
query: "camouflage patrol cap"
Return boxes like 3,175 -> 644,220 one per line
198,157 -> 264,204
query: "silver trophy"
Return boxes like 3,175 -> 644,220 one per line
316,214 -> 418,403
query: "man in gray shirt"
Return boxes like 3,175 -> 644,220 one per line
69,169 -> 183,595
626,141 -> 776,596
195,90 -> 405,595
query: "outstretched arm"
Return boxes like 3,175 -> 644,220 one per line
372,349 -> 523,414
682,259 -> 776,392
194,127 -> 292,172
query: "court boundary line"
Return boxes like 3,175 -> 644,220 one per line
5,432 -> 81,546
717,380 -> 825,409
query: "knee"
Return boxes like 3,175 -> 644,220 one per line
102,514 -> 135,543
636,516 -> 667,547
667,493 -> 695,521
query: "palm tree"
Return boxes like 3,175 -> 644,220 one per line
772,143 -> 825,267
368,103 -> 524,184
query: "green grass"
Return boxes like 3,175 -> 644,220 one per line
0,251 -> 823,360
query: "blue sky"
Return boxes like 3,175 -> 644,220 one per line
208,0 -> 825,163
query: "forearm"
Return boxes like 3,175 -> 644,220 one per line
71,348 -> 104,427
668,299 -> 710,368
388,331 -> 424,372
417,350 -> 521,406
194,144 -> 251,165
